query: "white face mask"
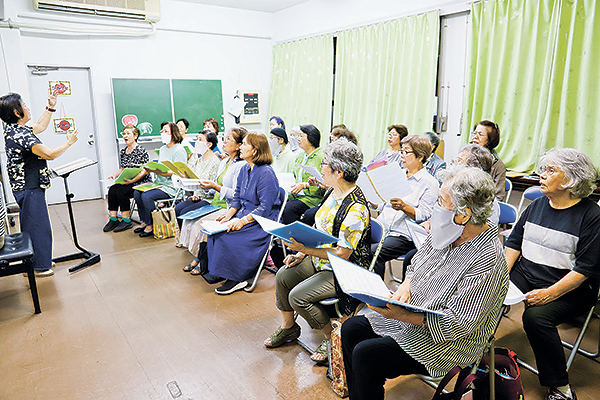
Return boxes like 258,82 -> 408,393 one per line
160,131 -> 171,144
289,136 -> 299,151
195,141 -> 209,155
430,203 -> 466,249
268,137 -> 282,157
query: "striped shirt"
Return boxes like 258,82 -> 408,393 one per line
366,225 -> 509,377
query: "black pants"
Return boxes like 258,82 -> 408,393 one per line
341,316 -> 428,400
371,235 -> 415,279
281,199 -> 309,225
300,205 -> 319,227
511,264 -> 597,387
107,183 -> 134,212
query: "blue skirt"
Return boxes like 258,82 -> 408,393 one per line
207,222 -> 271,282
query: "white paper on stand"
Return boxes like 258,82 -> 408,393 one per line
357,163 -> 412,203
51,157 -> 97,178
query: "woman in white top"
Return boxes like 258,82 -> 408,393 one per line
370,135 -> 439,278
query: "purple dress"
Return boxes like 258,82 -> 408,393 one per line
208,163 -> 282,282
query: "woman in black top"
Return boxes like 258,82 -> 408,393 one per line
103,125 -> 150,233
0,90 -> 78,276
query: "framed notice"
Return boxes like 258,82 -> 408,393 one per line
240,90 -> 261,124
53,117 -> 76,133
49,80 -> 72,95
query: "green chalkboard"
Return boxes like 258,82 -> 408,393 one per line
112,79 -> 172,137
172,79 -> 224,133
111,78 -> 224,138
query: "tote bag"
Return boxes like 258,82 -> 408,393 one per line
152,207 -> 178,239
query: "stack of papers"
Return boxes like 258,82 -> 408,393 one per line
200,220 -> 235,235
252,214 -> 339,248
328,253 -> 443,315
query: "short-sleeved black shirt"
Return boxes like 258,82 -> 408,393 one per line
3,123 -> 51,192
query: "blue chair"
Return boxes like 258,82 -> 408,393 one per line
498,202 -> 518,225
504,179 -> 513,201
516,186 -> 544,216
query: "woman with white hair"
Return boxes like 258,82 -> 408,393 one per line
341,167 -> 509,400
505,148 -> 600,400
264,139 -> 370,366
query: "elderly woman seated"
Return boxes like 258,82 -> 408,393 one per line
341,167 -> 509,400
505,148 -> 600,400
264,139 -> 370,365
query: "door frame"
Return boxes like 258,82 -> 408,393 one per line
25,64 -> 103,203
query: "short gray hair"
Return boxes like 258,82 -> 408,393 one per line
439,167 -> 495,226
323,138 -> 364,183
458,144 -> 494,174
424,132 -> 441,152
540,148 -> 599,199
289,126 -> 302,136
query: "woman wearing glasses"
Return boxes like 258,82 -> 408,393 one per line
370,135 -> 439,278
471,120 -> 506,201
505,148 -> 600,400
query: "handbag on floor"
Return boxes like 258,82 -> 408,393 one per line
327,319 -> 349,398
152,207 -> 179,239
431,347 -> 524,400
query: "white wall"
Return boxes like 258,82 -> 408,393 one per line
0,0 -> 274,183
272,0 -> 471,43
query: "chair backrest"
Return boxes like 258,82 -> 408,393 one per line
368,219 -> 386,272
516,186 -> 544,215
504,179 -> 513,202
276,187 -> 288,223
498,202 -> 518,225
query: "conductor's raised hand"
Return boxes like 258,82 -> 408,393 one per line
48,88 -> 59,108
66,129 -> 78,145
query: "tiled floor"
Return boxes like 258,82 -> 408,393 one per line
0,198 -> 598,399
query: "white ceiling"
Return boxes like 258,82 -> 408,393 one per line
178,0 -> 311,13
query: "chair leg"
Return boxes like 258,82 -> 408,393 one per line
25,260 -> 41,314
563,306 -> 596,370
387,259 -> 403,283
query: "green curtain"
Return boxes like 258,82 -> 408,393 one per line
269,35 -> 334,138
464,0 -> 600,172
333,11 -> 440,162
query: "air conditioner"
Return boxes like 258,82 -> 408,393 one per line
33,0 -> 160,22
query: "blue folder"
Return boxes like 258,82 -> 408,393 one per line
253,215 -> 339,248
178,205 -> 221,220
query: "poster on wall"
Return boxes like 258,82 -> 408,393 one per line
49,80 -> 72,96
240,91 -> 261,124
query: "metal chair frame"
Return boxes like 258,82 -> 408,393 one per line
505,179 -> 513,202
516,186 -> 544,216
244,187 -> 288,292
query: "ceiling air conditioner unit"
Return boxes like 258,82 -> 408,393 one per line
33,0 -> 160,22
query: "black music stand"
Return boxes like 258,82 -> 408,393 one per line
51,159 -> 101,273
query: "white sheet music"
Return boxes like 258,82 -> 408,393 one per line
298,164 -> 323,182
405,220 -> 429,249
504,281 -> 527,305
329,253 -> 392,296
357,163 -> 412,203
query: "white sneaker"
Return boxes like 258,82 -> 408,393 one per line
34,269 -> 54,277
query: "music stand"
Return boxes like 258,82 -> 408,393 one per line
51,158 -> 101,273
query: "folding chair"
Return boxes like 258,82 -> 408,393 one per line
245,187 -> 288,292
517,288 -> 600,375
498,202 -> 518,225
504,179 -> 513,202
516,186 -> 544,216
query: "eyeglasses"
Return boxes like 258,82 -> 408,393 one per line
320,160 -> 330,167
540,165 -> 560,175
401,150 -> 414,156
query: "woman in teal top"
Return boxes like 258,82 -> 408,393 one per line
133,122 -> 187,237
281,124 -> 325,224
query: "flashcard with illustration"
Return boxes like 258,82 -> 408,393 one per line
49,81 -> 72,96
